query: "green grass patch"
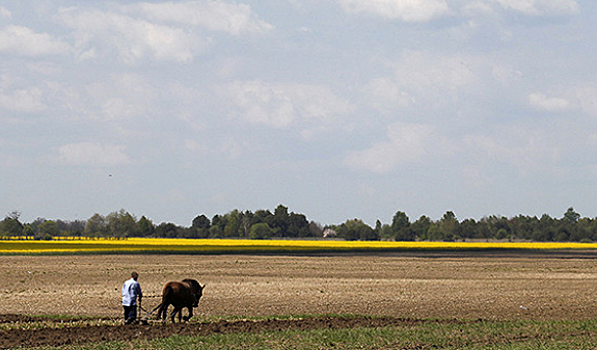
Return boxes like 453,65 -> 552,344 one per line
20,317 -> 597,350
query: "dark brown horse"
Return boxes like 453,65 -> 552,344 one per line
156,279 -> 204,323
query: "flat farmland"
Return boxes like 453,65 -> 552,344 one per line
2,252 -> 597,321
3,252 -> 597,348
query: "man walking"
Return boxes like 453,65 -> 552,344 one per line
122,271 -> 143,324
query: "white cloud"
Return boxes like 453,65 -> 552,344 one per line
529,92 -> 570,112
129,1 -> 273,35
366,51 -> 477,113
337,0 -> 449,22
344,122 -> 434,173
0,25 -> 70,56
364,78 -> 413,112
493,0 -> 579,16
395,51 -> 475,90
465,128 -> 563,177
0,6 -> 11,20
58,142 -> 130,166
220,80 -> 353,130
57,8 -> 196,63
574,85 -> 597,117
461,1 -> 496,16
84,74 -> 155,121
0,86 -> 46,113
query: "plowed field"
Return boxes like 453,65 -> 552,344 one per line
1,251 -> 597,348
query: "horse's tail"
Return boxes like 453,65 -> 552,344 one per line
156,286 -> 173,319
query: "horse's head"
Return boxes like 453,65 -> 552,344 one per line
182,279 -> 204,307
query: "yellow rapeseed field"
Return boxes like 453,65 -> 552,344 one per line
1,237 -> 597,254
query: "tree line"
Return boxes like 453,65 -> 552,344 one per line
1,206 -> 596,243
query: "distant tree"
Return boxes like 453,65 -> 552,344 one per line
211,214 -> 226,235
573,217 -> 596,242
392,211 -> 415,241
137,216 -> 155,237
37,220 -> 59,239
63,220 -> 86,237
106,210 -> 138,238
209,225 -> 223,238
376,220 -> 393,240
439,211 -> 459,241
249,223 -> 273,239
29,218 -> 46,236
564,207 -> 580,223
56,220 -> 70,235
251,210 -> 272,226
287,212 -> 310,237
308,221 -> 324,237
85,214 -> 107,237
495,228 -> 508,240
224,210 -> 242,237
459,218 -> 477,240
240,211 -> 252,238
411,216 -> 432,240
267,205 -> 290,236
22,224 -> 34,239
191,214 -> 211,238
509,215 -> 536,241
426,224 -> 444,241
155,222 -> 180,238
336,219 -> 377,241
0,212 -> 24,236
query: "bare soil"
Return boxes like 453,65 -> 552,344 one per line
1,251 -> 597,348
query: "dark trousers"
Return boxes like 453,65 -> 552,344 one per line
123,305 -> 137,323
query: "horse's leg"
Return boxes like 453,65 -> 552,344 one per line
183,306 -> 193,322
159,303 -> 169,323
159,287 -> 172,323
156,303 -> 162,320
170,307 -> 180,323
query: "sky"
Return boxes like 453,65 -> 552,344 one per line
1,0 -> 597,227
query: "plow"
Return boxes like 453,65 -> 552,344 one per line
138,303 -> 162,324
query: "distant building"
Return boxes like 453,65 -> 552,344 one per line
322,228 -> 337,238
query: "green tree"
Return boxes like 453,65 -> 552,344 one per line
426,224 -> 444,241
0,212 -> 23,236
37,220 -> 59,240
392,211 -> 415,241
249,223 -> 273,239
411,216 -> 431,240
84,213 -> 107,237
240,211 -> 253,238
336,219 -> 377,241
106,209 -> 138,238
224,210 -> 241,237
266,204 -> 290,237
22,224 -> 34,239
440,211 -> 459,241
308,221 -> 324,237
137,216 -> 155,237
156,222 -> 180,238
376,220 -> 391,240
459,218 -> 477,240
211,214 -> 226,236
287,212 -> 310,237
191,214 -> 211,238
251,210 -> 272,226
564,207 -> 580,223
209,225 -> 223,238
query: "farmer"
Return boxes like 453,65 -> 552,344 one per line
122,271 -> 143,324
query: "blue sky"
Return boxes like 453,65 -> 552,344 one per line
1,0 -> 596,227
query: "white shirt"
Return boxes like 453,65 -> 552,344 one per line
122,278 -> 142,306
